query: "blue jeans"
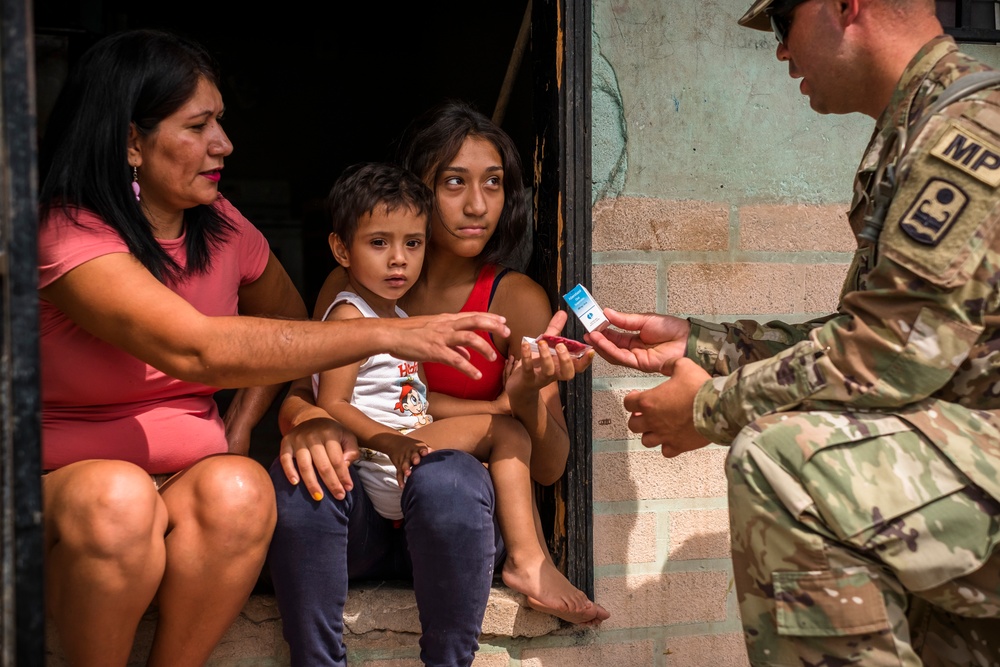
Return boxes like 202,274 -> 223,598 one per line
268,450 -> 505,667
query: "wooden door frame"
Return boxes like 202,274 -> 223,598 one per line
532,0 -> 593,597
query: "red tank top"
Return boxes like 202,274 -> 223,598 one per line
423,264 -> 508,400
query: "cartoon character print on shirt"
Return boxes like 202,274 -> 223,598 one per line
395,369 -> 431,427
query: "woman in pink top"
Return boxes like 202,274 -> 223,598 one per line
37,32 -> 508,666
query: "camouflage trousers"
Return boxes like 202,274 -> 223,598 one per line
727,405 -> 1000,666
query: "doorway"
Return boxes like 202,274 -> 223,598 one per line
4,3 -> 593,661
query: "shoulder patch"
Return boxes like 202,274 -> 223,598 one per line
930,123 -> 1000,187
879,116 -> 1000,288
898,177 -> 968,245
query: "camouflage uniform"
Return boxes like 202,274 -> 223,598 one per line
689,36 -> 1000,665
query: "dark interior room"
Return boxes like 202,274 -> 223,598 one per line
32,1 -> 535,311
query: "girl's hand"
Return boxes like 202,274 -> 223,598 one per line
503,352 -> 518,384
506,338 -> 595,404
491,355 -> 518,415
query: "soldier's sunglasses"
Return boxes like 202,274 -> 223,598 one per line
768,0 -> 809,45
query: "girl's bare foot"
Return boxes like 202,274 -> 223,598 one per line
501,557 -> 610,625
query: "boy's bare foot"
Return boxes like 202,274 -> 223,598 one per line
502,557 -> 610,625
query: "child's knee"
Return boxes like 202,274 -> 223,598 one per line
490,415 -> 531,451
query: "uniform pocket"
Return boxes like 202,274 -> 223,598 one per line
798,427 -> 966,543
753,411 -> 988,591
774,566 -> 890,636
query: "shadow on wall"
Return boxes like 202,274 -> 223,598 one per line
587,269 -> 742,646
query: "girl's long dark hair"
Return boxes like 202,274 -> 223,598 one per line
38,29 -> 235,284
396,99 -> 529,266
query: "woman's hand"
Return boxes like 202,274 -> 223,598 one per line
279,417 -> 359,501
384,311 -> 510,380
367,432 -> 432,488
585,309 -> 691,375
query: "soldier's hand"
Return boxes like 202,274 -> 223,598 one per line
623,358 -> 711,457
587,309 -> 691,375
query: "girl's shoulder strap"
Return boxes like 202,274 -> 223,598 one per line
489,264 -> 512,308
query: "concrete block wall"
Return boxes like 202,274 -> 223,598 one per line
587,195 -> 857,666
587,1 -> 880,657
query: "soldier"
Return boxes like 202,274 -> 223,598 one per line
587,0 -> 1000,663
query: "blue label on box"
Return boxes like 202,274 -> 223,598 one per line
564,284 -> 590,311
563,284 -> 608,332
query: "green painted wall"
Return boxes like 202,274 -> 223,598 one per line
592,0 -> 1000,206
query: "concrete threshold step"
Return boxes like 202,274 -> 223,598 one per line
45,583 -> 563,666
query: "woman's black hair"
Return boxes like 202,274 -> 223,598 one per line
38,28 -> 235,284
396,99 -> 529,266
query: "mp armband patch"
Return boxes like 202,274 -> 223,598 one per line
930,123 -> 1000,187
881,116 -> 1000,287
898,177 -> 968,245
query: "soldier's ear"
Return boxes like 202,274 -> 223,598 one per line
839,0 -> 860,27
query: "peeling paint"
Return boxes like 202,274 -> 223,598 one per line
557,0 -> 563,90
590,0 -> 883,203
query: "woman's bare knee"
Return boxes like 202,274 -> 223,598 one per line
166,455 -> 276,545
46,460 -> 164,558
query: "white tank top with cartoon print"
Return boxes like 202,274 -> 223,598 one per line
313,290 -> 432,520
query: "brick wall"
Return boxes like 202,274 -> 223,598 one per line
587,195 -> 856,666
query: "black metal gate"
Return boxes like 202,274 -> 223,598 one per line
1,0 -> 44,664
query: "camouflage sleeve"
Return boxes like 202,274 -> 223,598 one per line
693,102 -> 1000,444
687,317 -> 832,376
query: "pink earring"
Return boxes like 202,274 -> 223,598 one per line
132,166 -> 140,201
